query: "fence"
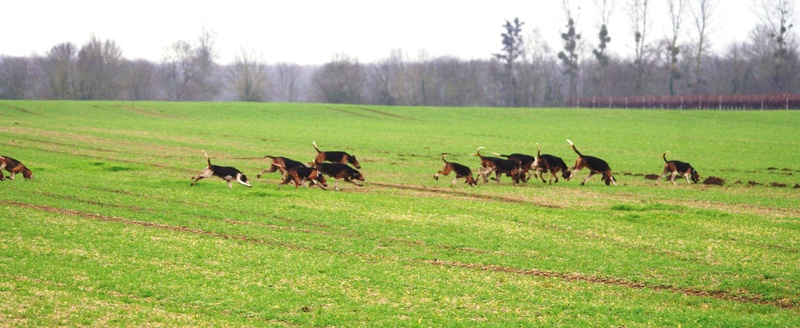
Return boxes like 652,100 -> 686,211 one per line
569,94 -> 800,110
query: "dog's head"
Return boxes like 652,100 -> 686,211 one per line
23,168 -> 33,179
237,173 -> 252,187
561,168 -> 572,180
690,170 -> 700,183
465,174 -> 477,187
348,155 -> 361,169
351,169 -> 365,182
313,171 -> 328,188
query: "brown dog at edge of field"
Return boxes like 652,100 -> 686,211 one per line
0,156 -> 33,181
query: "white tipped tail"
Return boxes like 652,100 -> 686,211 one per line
566,139 -> 574,146
201,150 -> 211,166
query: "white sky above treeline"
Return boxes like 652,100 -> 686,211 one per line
1,1 -> 778,65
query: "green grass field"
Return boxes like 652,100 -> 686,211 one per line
0,101 -> 798,326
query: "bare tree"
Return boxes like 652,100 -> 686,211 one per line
592,0 -> 613,65
0,57 -> 30,99
493,17 -> 525,107
123,59 -> 158,100
629,0 -> 651,95
591,0 -> 614,96
76,35 -> 123,100
274,62 -> 303,102
690,0 -> 719,94
666,0 -> 687,95
409,50 -> 436,106
41,42 -> 78,99
312,53 -> 365,104
369,49 -> 407,105
162,27 -> 219,101
753,0 -> 797,92
558,1 -> 582,104
228,47 -> 268,102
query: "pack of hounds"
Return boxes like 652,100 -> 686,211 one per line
1,140 -> 698,189
191,142 -> 364,190
435,139 -> 700,187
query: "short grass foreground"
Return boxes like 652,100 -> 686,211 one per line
0,101 -> 799,326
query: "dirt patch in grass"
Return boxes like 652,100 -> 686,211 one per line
644,174 -> 659,180
702,176 -> 725,186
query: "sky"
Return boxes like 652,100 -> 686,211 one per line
1,1 -> 774,66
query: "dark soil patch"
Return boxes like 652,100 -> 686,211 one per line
644,174 -> 659,180
703,176 -> 725,186
770,182 -> 788,188
748,181 -> 763,186
794,184 -> 800,189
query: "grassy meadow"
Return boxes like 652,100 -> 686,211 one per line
0,101 -> 799,326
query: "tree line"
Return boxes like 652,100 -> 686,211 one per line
1,0 -> 797,107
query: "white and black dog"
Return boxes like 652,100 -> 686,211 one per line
190,150 -> 252,189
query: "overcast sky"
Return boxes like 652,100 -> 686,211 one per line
1,1 -> 775,66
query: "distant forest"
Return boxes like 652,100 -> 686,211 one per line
1,0 -> 798,107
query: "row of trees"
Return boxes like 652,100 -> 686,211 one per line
1,0 -> 797,107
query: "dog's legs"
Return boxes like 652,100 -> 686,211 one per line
683,172 -> 692,184
190,168 -> 212,186
603,172 -> 617,186
670,171 -> 679,185
581,172 -> 596,185
257,164 -> 280,178
655,168 -> 670,185
482,167 -> 495,184
436,163 -> 452,181
450,176 -> 458,187
278,174 -> 291,189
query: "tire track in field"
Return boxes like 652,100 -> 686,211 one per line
0,103 -> 45,116
1,200 -> 307,251
3,199 -> 797,311
368,181 -> 562,208
32,189 -> 335,233
423,260 -> 799,310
